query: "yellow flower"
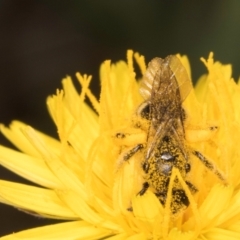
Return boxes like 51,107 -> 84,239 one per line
0,50 -> 240,239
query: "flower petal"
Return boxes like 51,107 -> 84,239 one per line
168,228 -> 197,240
22,126 -> 88,200
203,227 -> 240,240
132,190 -> 163,223
216,190 -> 240,228
57,189 -> 123,232
125,233 -> 147,240
104,233 -> 131,239
99,53 -> 141,132
47,89 -> 98,161
199,184 -> 233,229
0,121 -> 60,158
0,221 -> 112,240
0,180 -> 77,219
0,145 -> 63,189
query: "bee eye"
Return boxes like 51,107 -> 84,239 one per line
137,101 -> 150,120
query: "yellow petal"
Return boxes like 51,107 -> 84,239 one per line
168,228 -> 197,240
125,233 -> 147,240
132,190 -> 163,222
104,233 -> 131,239
203,227 -> 240,240
99,54 -> 141,132
216,190 -> 240,228
0,221 -> 112,240
199,184 -> 233,229
57,189 -> 123,232
47,88 -> 98,161
0,121 -> 60,158
22,126 -> 88,200
113,153 -> 144,215
0,145 -> 63,189
0,180 -> 77,219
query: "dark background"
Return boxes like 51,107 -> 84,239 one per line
0,0 -> 240,236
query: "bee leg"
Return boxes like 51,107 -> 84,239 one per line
123,144 -> 144,161
127,207 -> 133,212
185,181 -> 198,194
138,182 -> 149,196
193,150 -> 226,183
127,178 -> 147,212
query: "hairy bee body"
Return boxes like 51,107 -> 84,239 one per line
138,56 -> 196,213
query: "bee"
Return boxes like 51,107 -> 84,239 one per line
121,55 -> 226,214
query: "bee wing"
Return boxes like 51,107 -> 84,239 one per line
167,55 -> 193,102
145,118 -> 173,159
149,56 -> 184,129
140,55 -> 192,102
139,57 -> 164,100
143,55 -> 190,159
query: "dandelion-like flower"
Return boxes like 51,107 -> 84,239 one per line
0,50 -> 240,239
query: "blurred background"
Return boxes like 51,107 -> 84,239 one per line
0,0 -> 240,236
